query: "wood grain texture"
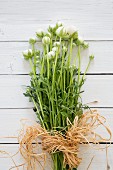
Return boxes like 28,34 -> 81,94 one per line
0,0 -> 113,169
0,75 -> 112,108
0,108 -> 112,143
0,144 -> 112,170
0,41 -> 113,74
0,0 -> 113,40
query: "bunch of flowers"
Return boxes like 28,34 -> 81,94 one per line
21,22 -> 110,170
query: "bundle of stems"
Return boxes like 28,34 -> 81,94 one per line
23,22 -> 94,170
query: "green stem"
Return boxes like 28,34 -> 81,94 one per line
29,58 -> 49,129
46,44 -> 50,79
77,46 -> 81,85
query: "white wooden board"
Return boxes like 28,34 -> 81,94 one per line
0,109 -> 112,143
0,0 -> 113,169
0,75 -> 113,108
0,144 -> 112,170
0,0 -> 113,40
0,41 -> 113,74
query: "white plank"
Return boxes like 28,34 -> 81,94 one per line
0,144 -> 112,170
0,0 -> 113,40
0,75 -> 113,108
0,109 -> 112,143
0,41 -> 113,74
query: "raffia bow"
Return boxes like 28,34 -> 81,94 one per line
18,110 -> 112,170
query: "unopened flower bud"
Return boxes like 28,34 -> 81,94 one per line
52,47 -> 58,52
53,41 -> 61,47
46,32 -> 52,38
29,37 -> 36,44
48,24 -> 56,33
36,29 -> 45,38
56,21 -> 63,28
42,36 -> 50,45
56,26 -> 67,37
66,25 -> 77,35
47,51 -> 55,58
78,36 -> 84,43
23,49 -> 33,60
63,46 -> 67,52
83,42 -> 89,49
89,55 -> 94,60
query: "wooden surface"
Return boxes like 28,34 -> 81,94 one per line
0,0 -> 113,169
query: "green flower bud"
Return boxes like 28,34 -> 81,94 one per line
63,46 -> 67,52
29,37 -> 36,44
66,25 -> 77,35
48,24 -> 56,33
56,21 -> 63,28
83,42 -> 89,49
52,47 -> 58,52
89,55 -> 94,60
56,26 -> 67,37
36,29 -> 45,38
46,32 -> 52,38
47,51 -> 55,59
76,36 -> 84,46
53,41 -> 61,47
42,36 -> 50,45
23,49 -> 33,60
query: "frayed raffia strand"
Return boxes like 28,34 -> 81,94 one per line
17,110 -> 112,170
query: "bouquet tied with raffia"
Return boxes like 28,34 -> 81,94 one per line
20,22 -> 111,170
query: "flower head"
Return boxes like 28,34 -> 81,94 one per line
29,37 -> 36,44
48,24 -> 56,33
23,49 -> 33,60
52,47 -> 58,52
63,46 -> 67,52
36,29 -> 45,38
46,32 -> 52,38
56,26 -> 67,37
66,25 -> 77,35
53,41 -> 61,47
42,36 -> 50,45
56,21 -> 63,28
47,51 -> 55,59
89,55 -> 94,60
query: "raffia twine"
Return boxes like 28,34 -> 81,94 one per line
15,110 -> 112,170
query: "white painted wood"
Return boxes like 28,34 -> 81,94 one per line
0,0 -> 113,40
0,41 -> 113,74
0,109 -> 112,143
0,0 -> 113,168
0,75 -> 112,108
0,144 -> 112,170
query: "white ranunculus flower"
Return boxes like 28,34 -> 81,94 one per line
66,25 -> 77,35
56,26 -> 67,37
42,36 -> 50,45
47,51 -> 55,58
